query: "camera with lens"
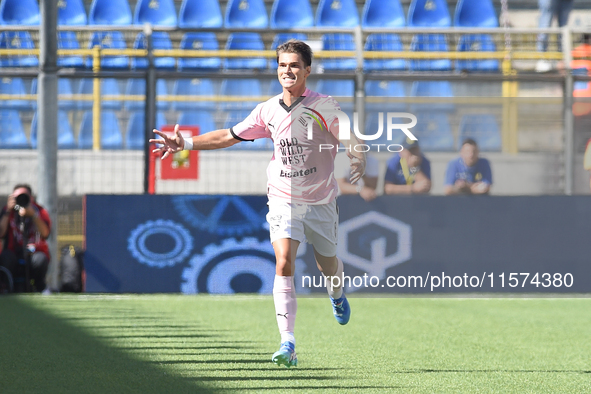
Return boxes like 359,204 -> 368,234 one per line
14,193 -> 30,211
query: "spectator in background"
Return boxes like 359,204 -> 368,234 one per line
445,139 -> 492,195
335,151 -> 379,201
384,138 -> 431,195
0,184 -> 51,292
536,0 -> 574,72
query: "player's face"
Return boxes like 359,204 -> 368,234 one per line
460,144 -> 479,167
277,52 -> 310,92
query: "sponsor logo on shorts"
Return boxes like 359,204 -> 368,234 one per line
279,167 -> 317,178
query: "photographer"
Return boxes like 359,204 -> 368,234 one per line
0,184 -> 51,292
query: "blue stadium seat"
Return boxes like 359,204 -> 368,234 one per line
454,0 -> 498,28
179,0 -> 223,28
225,0 -> 268,28
267,78 -> 283,96
172,78 -> 216,111
0,77 -> 31,111
0,32 -> 38,67
321,33 -> 356,71
224,110 -> 272,150
573,67 -> 590,91
362,0 -> 405,28
270,33 -> 308,69
0,0 -> 39,25
178,33 -> 221,71
125,111 -> 166,150
124,78 -> 169,111
316,79 -> 354,112
134,0 -> 177,26
57,31 -> 84,68
410,34 -> 452,71
0,110 -> 28,149
364,34 -> 406,72
78,78 -> 122,110
458,114 -> 501,151
131,32 -> 175,70
31,78 -> 76,110
407,0 -> 451,27
365,80 -> 406,111
58,0 -> 87,25
271,0 -> 313,28
316,0 -> 359,27
220,79 -> 262,110
224,33 -> 266,70
412,111 -> 454,151
31,110 -> 76,149
85,32 -> 129,69
456,34 -> 499,72
410,81 -> 455,112
177,111 -> 216,133
78,110 -> 123,149
89,0 -> 132,25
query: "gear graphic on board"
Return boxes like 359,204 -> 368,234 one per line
172,196 -> 265,236
128,219 -> 193,268
181,237 -> 277,294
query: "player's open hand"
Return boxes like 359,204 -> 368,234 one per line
347,151 -> 366,184
150,124 -> 184,159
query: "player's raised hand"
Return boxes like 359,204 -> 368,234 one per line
347,150 -> 366,184
150,124 -> 184,159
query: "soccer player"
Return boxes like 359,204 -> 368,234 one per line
151,40 -> 366,368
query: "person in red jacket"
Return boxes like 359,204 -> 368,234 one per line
0,184 -> 51,292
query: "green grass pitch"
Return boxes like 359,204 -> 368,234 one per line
0,294 -> 590,393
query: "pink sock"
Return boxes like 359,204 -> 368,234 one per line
273,275 -> 297,345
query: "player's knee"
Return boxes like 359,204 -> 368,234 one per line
275,254 -> 293,276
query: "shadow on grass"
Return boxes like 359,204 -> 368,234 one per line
0,296 -> 217,394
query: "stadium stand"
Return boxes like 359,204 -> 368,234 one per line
31,110 -> 76,149
410,80 -> 455,112
220,78 -> 262,110
271,0 -> 314,28
131,32 -> 175,70
78,110 -> 123,149
0,0 -> 39,25
172,78 -> 217,111
179,0 -> 223,28
456,34 -> 499,72
125,110 -> 166,149
410,34 -> 452,71
316,0 -> 359,27
57,0 -> 87,25
316,79 -> 354,114
362,0 -> 405,28
321,33 -> 357,71
0,31 -> 39,67
0,109 -> 28,149
0,77 -> 32,111
411,111 -> 454,151
57,31 -> 85,68
454,0 -> 498,28
134,0 -> 177,27
407,0 -> 452,28
177,110 -> 217,133
31,78 -> 76,110
225,0 -> 268,28
78,78 -> 122,110
458,114 -> 502,152
85,32 -> 129,69
224,33 -> 266,70
365,80 -> 406,111
88,0 -> 132,25
178,33 -> 221,71
124,78 -> 169,111
364,33 -> 407,72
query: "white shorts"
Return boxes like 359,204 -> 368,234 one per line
266,199 -> 339,257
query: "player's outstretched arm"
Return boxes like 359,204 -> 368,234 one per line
150,124 -> 240,159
